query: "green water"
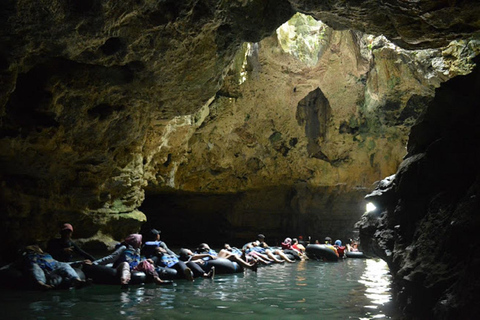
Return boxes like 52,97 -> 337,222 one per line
0,259 -> 395,319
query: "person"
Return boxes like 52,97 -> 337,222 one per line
22,245 -> 85,289
281,237 -> 293,250
90,234 -> 165,285
177,248 -> 216,278
140,229 -> 196,281
246,240 -> 287,263
292,238 -> 306,254
243,242 -> 274,265
281,238 -> 302,260
47,223 -> 95,263
256,234 -> 295,263
334,240 -> 346,258
196,243 -> 258,271
324,236 -> 339,257
346,239 -> 359,252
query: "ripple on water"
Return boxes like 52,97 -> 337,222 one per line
0,258 -> 395,319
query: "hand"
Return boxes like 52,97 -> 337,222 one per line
147,258 -> 154,264
83,259 -> 92,265
64,247 -> 74,253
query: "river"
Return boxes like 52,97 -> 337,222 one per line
0,258 -> 396,319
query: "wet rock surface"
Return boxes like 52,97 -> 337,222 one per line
357,56 -> 480,319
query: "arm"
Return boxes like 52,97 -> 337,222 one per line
190,253 -> 216,260
159,242 -> 176,256
93,245 -> 126,265
71,241 -> 95,261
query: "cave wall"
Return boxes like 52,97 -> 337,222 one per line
140,184 -> 366,248
0,0 -> 295,256
357,56 -> 480,319
143,18 -> 477,249
1,2 -> 480,317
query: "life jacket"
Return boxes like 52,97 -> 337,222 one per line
142,241 -> 166,258
25,253 -> 57,271
335,245 -> 346,257
228,247 -> 242,256
251,246 -> 266,254
114,248 -> 142,269
195,249 -> 217,261
159,253 -> 179,267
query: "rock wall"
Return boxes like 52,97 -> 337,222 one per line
0,0 -> 294,255
1,2 -> 480,317
357,56 -> 480,319
142,15 -> 478,246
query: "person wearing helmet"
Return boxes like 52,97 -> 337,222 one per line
47,223 -> 95,263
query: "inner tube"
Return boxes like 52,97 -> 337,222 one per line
0,263 -> 29,289
345,251 -> 366,258
306,244 -> 339,262
282,249 -> 302,260
0,264 -> 86,289
200,258 -> 243,274
83,264 -> 169,285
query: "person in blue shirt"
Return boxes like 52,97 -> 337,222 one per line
22,244 -> 85,289
91,234 -> 166,285
141,229 -> 201,281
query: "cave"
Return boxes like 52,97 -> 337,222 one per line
1,0 -> 480,319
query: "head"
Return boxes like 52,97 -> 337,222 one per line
179,248 -> 193,261
257,234 -> 265,241
197,243 -> 210,252
324,237 -> 332,244
284,237 -> 292,244
335,240 -> 342,246
125,234 -> 142,249
60,223 -> 74,239
146,229 -> 161,241
224,243 -> 232,250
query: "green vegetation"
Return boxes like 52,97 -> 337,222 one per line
276,13 -> 327,66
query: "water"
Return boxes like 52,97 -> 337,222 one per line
0,259 -> 395,320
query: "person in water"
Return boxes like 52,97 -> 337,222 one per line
90,234 -> 166,285
334,240 -> 346,258
22,245 -> 85,289
256,234 -> 295,263
292,238 -> 306,254
346,239 -> 359,252
140,229 -> 197,281
195,243 -> 258,271
281,237 -> 302,260
177,248 -> 216,278
324,236 -> 339,257
47,223 -> 95,263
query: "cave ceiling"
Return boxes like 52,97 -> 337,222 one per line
0,0 -> 479,248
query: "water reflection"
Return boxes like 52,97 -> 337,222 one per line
358,259 -> 392,319
2,259 -> 396,319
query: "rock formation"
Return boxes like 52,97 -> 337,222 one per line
358,55 -> 480,319
1,1 -> 480,318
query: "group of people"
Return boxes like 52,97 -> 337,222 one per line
16,223 -> 357,289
